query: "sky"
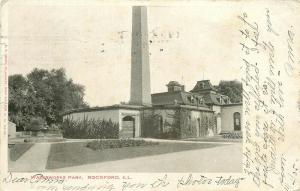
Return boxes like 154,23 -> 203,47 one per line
7,1 -> 242,107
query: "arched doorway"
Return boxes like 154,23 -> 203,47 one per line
121,116 -> 135,138
233,112 -> 241,131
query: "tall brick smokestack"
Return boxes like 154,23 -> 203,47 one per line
129,6 -> 151,106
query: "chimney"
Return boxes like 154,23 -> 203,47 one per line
129,6 -> 151,106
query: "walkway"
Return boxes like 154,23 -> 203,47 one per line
9,143 -> 51,172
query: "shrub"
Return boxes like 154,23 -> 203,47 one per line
25,117 -> 46,132
61,116 -> 119,139
87,139 -> 159,150
222,132 -> 243,139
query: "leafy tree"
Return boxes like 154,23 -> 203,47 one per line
216,80 -> 242,103
9,75 -> 35,131
9,68 -> 88,130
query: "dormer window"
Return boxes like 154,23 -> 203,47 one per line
191,96 -> 195,103
200,83 -> 205,89
199,98 -> 204,105
187,95 -> 196,103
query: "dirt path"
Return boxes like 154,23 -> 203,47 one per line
9,143 -> 51,172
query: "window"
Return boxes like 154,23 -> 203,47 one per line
200,83 -> 205,89
174,86 -> 181,91
191,96 -> 195,103
199,98 -> 204,105
233,112 -> 241,131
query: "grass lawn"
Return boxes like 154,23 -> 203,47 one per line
46,141 -> 220,169
9,143 -> 34,161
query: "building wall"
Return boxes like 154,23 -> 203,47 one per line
63,110 -> 120,124
221,104 -> 242,132
63,109 -> 144,138
189,110 -> 217,137
212,105 -> 221,113
148,109 -> 176,133
141,109 -> 177,138
62,106 -> 220,139
141,108 -> 216,139
212,105 -> 222,134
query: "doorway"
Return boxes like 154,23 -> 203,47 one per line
120,116 -> 135,138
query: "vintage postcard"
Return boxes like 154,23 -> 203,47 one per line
0,0 -> 300,190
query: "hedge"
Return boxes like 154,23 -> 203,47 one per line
87,139 -> 159,150
222,132 -> 243,139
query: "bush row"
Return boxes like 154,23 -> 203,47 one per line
62,116 -> 119,139
87,139 -> 159,150
222,132 -> 243,139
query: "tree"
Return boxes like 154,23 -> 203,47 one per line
8,75 -> 35,131
216,80 -> 242,103
9,68 -> 88,130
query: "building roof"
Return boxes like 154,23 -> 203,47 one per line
189,80 -> 231,106
62,101 -> 212,116
150,104 -> 213,112
62,104 -> 147,116
190,80 -> 217,93
166,81 -> 181,86
199,92 -> 230,106
151,91 -> 208,107
221,102 -> 242,107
